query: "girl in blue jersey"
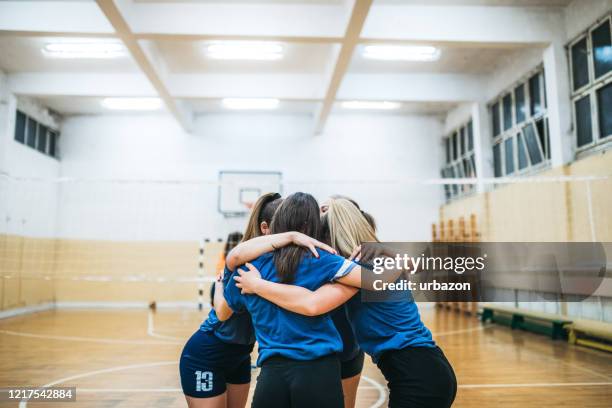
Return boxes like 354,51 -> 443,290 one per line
179,193 -> 283,408
319,195 -> 374,408
214,192 -> 361,408
233,198 -> 457,408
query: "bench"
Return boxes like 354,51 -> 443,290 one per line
565,320 -> 612,353
481,304 -> 572,340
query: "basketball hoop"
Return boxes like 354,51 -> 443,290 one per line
244,201 -> 254,210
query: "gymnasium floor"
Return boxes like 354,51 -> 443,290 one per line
0,307 -> 610,408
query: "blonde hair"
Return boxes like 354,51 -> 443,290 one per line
325,198 -> 378,258
242,192 -> 282,241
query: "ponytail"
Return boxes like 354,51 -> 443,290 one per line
242,192 -> 282,241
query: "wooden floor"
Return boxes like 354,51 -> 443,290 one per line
0,307 -> 611,407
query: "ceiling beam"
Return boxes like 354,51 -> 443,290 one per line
134,33 -> 342,44
95,0 -> 193,132
338,73 -> 486,103
7,73 -> 156,97
314,0 -> 373,135
7,71 -> 488,103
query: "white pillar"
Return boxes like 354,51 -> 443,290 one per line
471,101 -> 493,193
543,42 -> 573,166
0,70 -> 10,174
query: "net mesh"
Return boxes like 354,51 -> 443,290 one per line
0,173 -> 610,319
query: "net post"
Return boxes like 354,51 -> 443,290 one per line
198,239 -> 205,311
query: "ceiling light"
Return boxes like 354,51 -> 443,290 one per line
222,98 -> 280,110
362,45 -> 441,62
206,42 -> 284,61
42,40 -> 127,59
101,97 -> 163,111
341,101 -> 401,110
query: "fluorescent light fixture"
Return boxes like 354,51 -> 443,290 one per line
206,41 -> 284,61
101,97 -> 163,111
341,101 -> 401,110
42,40 -> 127,59
222,98 -> 280,110
362,45 -> 441,62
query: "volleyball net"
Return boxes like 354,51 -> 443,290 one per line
0,172 -> 610,317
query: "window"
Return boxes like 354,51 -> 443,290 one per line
597,82 -> 612,138
568,14 -> 612,152
37,124 -> 48,153
592,20 -> 612,79
571,38 -> 589,91
441,120 -> 476,201
504,138 -> 514,175
13,109 -> 60,159
49,131 -> 58,158
522,122 -> 543,165
493,144 -> 502,177
15,111 -> 26,144
492,102 -> 501,137
529,72 -> 544,116
515,84 -> 526,124
490,66 -> 549,177
575,95 -> 593,147
467,121 -> 474,150
26,117 -> 37,148
445,138 -> 450,163
517,133 -> 528,170
503,93 -> 513,131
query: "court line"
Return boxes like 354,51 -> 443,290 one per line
19,360 -> 387,408
146,310 -> 184,342
458,382 -> 612,389
73,385 -> 381,392
0,329 -> 180,345
541,353 -> 612,382
18,361 -> 177,408
361,375 -> 387,408
486,329 -> 612,381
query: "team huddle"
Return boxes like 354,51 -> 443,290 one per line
179,192 -> 457,408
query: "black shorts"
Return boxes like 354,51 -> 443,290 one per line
340,350 -> 365,379
377,346 -> 457,408
179,330 -> 253,398
251,354 -> 344,408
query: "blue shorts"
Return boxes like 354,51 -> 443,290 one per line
180,330 -> 254,398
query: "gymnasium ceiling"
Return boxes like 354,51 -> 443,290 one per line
0,0 -> 567,133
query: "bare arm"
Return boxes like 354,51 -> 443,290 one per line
212,278 -> 233,321
336,244 -> 412,289
234,264 -> 358,316
226,232 -> 336,271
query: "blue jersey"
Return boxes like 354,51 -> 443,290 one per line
200,267 -> 255,345
347,290 -> 435,363
224,249 -> 357,366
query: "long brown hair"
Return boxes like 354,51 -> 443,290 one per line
270,192 -> 321,283
242,192 -> 283,241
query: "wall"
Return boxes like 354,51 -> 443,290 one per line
564,0 -> 612,40
57,112 -> 444,242
0,76 -> 61,312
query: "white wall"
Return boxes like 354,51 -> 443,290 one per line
0,75 -> 60,237
564,0 -> 612,40
57,112 -> 444,242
